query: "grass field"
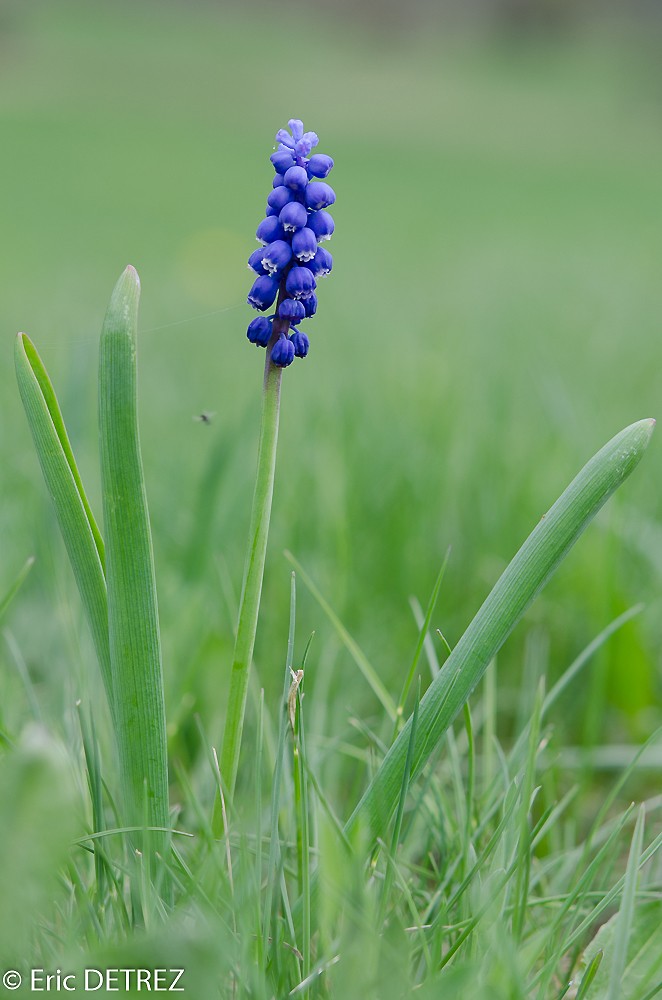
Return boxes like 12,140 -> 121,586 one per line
2,2 -> 662,996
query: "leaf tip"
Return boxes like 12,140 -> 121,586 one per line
103,267 -> 141,338
635,417 -> 656,448
123,264 -> 141,289
15,331 -> 32,367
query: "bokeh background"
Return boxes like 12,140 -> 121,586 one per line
2,0 -> 662,800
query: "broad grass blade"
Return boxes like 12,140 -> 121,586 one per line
14,334 -> 112,708
346,419 -> 654,843
98,267 -> 170,849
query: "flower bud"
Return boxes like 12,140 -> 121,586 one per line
296,131 -> 319,157
278,298 -> 306,322
307,154 -> 334,178
247,316 -> 273,347
247,275 -> 279,311
303,293 -> 317,318
267,185 -> 295,212
283,165 -> 309,193
288,119 -> 304,141
305,182 -> 336,211
275,128 -> 296,149
279,202 -> 308,233
292,227 -> 318,262
271,334 -> 295,368
290,330 -> 310,358
270,150 -> 295,174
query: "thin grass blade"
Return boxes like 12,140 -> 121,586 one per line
263,572 -> 298,965
284,551 -> 397,721
0,556 -> 35,623
393,551 -> 450,736
607,804 -> 646,1000
379,678 -> 421,925
574,950 -> 603,1000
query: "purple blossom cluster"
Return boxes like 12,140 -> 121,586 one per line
246,119 -> 335,368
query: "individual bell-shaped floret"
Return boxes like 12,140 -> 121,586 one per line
279,202 -> 308,233
247,316 -> 273,347
273,173 -> 285,188
305,182 -> 336,211
308,246 -> 333,277
278,298 -> 306,323
270,150 -> 295,174
267,185 -> 295,212
256,216 -> 285,245
303,294 -> 317,318
247,275 -> 279,311
292,227 -> 318,262
271,334 -> 295,368
260,240 -> 292,276
286,266 -> 316,300
248,248 -> 268,275
308,210 -> 335,242
283,165 -> 309,193
290,329 -> 310,358
307,154 -> 334,179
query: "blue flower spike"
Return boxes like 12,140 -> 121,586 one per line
245,118 -> 335,367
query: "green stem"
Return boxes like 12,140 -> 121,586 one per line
216,345 -> 283,813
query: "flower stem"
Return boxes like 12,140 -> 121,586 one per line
216,340 -> 283,821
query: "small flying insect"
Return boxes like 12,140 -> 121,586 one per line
194,411 -> 215,426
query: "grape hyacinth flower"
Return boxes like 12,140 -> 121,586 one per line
246,118 -> 336,369
216,121 -> 336,812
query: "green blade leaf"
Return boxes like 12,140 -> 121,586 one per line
98,266 -> 169,844
14,333 -> 112,708
346,419 -> 654,843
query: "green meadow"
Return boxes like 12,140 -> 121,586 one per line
1,2 -> 662,995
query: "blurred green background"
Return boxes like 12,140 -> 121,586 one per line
2,0 -> 662,791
